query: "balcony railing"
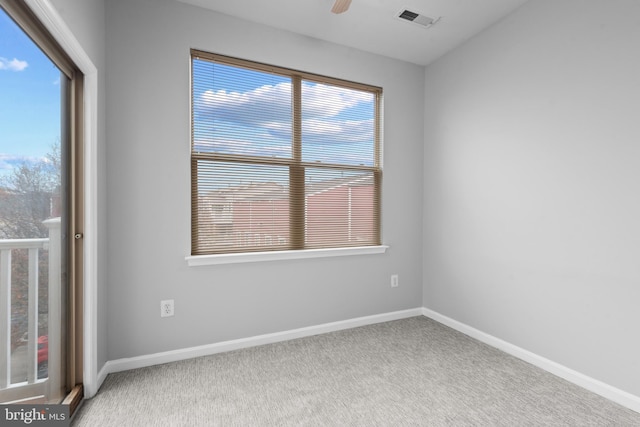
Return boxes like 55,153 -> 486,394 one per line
0,218 -> 61,403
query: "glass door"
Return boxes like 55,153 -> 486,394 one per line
0,3 -> 81,405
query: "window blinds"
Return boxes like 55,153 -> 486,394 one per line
191,50 -> 381,255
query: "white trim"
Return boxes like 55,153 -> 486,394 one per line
103,308 -> 421,374
422,308 -> 640,414
85,306 -> 640,414
96,363 -> 109,392
25,0 -> 100,399
186,245 -> 389,266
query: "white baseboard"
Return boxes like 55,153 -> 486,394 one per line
98,308 -> 423,385
90,306 -> 640,415
422,308 -> 640,414
96,363 -> 109,393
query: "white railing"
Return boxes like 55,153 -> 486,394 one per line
0,218 -> 61,403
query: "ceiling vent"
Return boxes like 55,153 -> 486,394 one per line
397,9 -> 441,28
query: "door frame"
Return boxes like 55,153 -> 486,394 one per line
24,0 -> 99,399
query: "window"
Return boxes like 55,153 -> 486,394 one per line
191,50 -> 382,256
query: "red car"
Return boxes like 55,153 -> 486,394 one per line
37,335 -> 48,378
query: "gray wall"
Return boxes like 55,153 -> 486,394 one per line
46,0 -> 640,403
105,0 -> 424,360
49,0 -> 108,371
424,0 -> 640,397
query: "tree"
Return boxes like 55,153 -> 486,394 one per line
0,143 -> 60,239
0,144 -> 60,351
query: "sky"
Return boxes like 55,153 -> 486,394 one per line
192,59 -> 376,169
0,7 -> 62,181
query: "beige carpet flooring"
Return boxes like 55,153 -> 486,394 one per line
72,316 -> 640,426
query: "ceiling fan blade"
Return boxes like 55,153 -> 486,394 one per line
331,0 -> 352,14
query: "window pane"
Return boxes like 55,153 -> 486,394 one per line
301,81 -> 375,167
194,160 -> 290,253
305,168 -> 377,248
192,59 -> 292,158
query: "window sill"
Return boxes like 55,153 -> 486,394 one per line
185,245 -> 389,266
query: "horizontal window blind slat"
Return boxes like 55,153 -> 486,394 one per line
192,49 -> 382,94
191,51 -> 382,255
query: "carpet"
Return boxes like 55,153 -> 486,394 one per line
72,316 -> 640,426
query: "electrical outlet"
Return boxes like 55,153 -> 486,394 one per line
160,299 -> 174,317
391,274 -> 399,288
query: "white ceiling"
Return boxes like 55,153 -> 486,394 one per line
176,0 -> 530,66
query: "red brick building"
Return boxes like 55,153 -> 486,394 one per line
197,175 -> 375,252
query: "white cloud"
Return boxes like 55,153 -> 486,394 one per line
199,82 -> 292,125
193,134 -> 290,158
198,81 -> 372,124
301,83 -> 372,119
0,57 -> 28,72
0,154 -> 20,170
302,119 -> 374,142
195,80 -> 375,164
0,154 -> 44,175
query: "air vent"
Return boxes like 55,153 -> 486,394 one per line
397,9 -> 440,28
